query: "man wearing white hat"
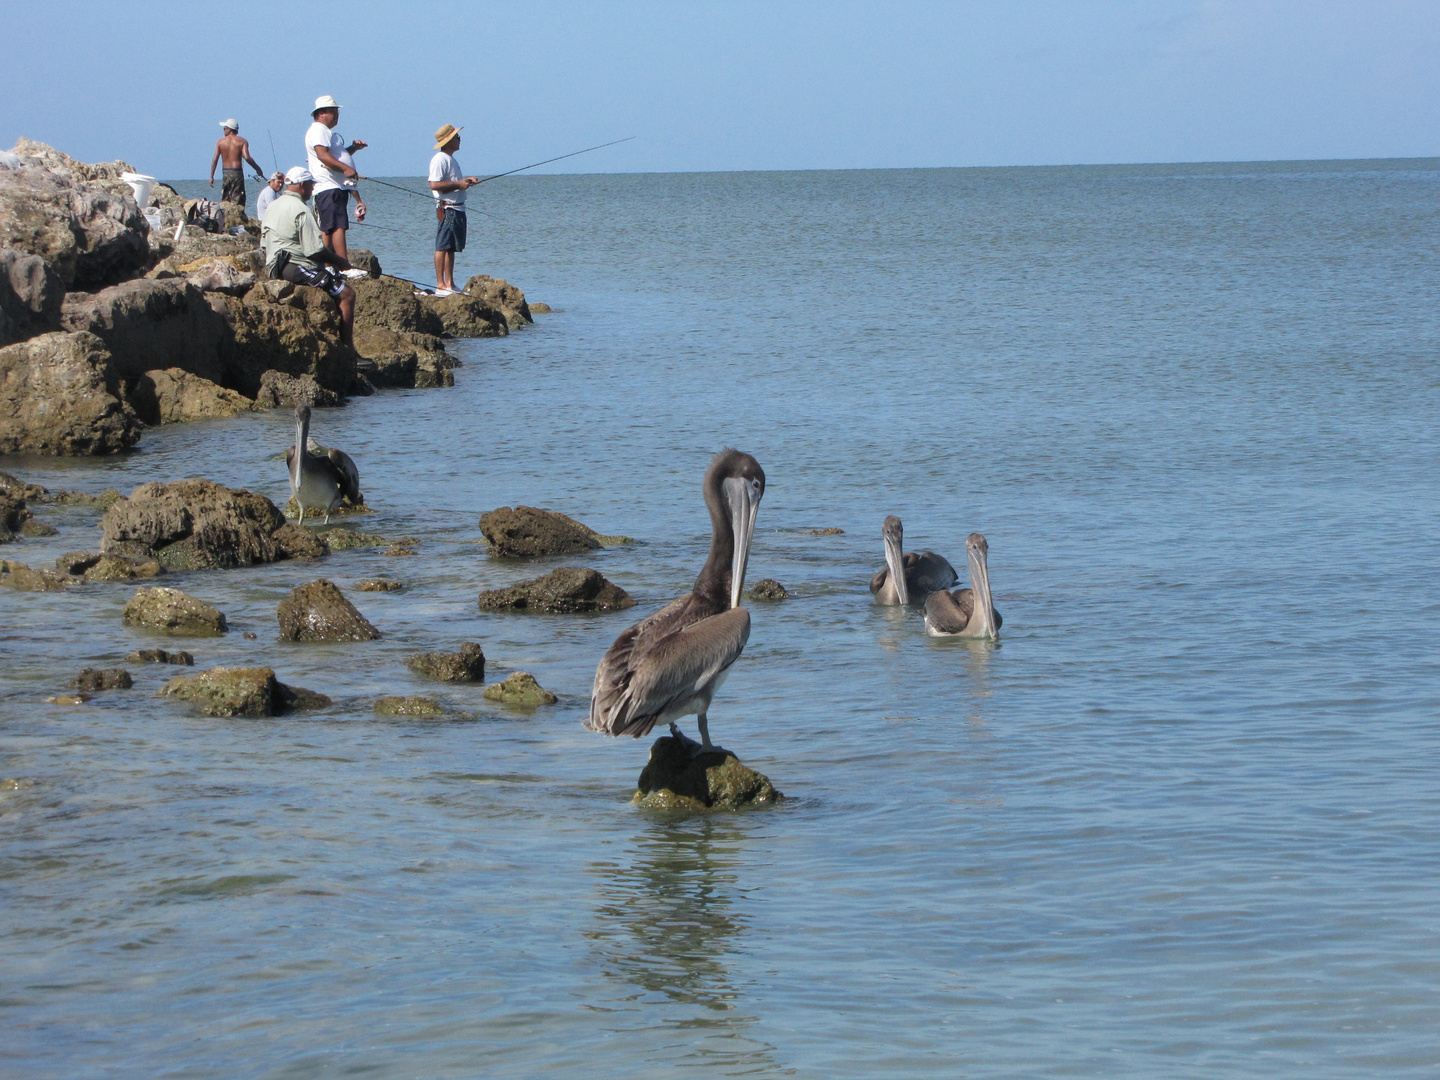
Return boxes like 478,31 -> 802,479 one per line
428,124 -> 479,295
261,166 -> 357,350
305,95 -> 368,263
208,119 -> 264,206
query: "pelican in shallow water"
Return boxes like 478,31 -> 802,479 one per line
869,515 -> 957,605
924,533 -> 1001,638
286,405 -> 361,525
587,449 -> 765,752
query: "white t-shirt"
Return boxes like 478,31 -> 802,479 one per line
429,151 -> 466,208
256,184 -> 279,222
305,121 -> 353,193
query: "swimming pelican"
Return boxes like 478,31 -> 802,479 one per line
587,449 -> 765,752
285,405 -> 359,525
924,533 -> 1001,638
869,515 -> 957,605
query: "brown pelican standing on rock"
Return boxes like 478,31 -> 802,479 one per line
286,405 -> 361,525
924,533 -> 1001,639
587,449 -> 765,753
870,515 -> 957,605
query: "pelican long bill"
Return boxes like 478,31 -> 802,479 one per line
724,475 -> 762,610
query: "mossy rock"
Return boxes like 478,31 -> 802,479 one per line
0,558 -> 71,592
374,695 -> 444,717
161,666 -> 330,717
748,578 -> 789,601
122,586 -> 227,636
318,528 -> 388,551
285,496 -> 371,520
483,671 -> 556,708
408,643 -> 484,683
356,578 -> 402,592
633,735 -> 782,812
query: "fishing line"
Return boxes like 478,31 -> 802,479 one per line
267,129 -> 279,174
356,134 -> 635,197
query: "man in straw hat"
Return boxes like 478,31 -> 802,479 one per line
261,166 -> 357,350
305,95 -> 368,262
209,119 -> 265,206
428,124 -> 479,295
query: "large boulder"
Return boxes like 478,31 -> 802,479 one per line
0,248 -> 64,346
161,665 -> 331,717
126,368 -> 255,426
101,478 -> 322,569
408,643 -> 485,682
462,275 -> 533,329
0,331 -> 141,454
419,292 -> 508,338
633,735 -> 783,811
123,586 -> 228,635
60,278 -> 231,386
478,505 -> 603,558
477,566 -> 634,613
222,285 -> 354,397
354,327 -> 454,389
254,369 -> 342,409
352,275 -> 444,336
276,579 -> 380,642
0,161 -> 147,289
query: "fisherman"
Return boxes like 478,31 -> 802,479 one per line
261,166 -> 356,349
209,119 -> 265,205
305,95 -> 367,262
255,171 -> 285,222
428,124 -> 479,295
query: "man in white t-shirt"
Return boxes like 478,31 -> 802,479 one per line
255,172 -> 284,222
427,124 -> 479,295
304,95 -> 368,262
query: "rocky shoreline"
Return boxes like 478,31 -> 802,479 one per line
1,139 -> 537,455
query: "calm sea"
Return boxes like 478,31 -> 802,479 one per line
3,160 -> 1439,1078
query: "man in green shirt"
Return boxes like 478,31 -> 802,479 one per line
260,166 -> 356,348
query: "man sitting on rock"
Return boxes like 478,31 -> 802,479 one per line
209,119 -> 265,205
260,167 -> 356,349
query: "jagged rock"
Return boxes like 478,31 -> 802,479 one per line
127,648 -> 193,665
0,471 -> 47,500
160,666 -> 331,717
223,286 -> 354,397
0,557 -> 71,591
748,578 -> 789,601
354,326 -> 455,389
126,368 -> 255,426
0,331 -> 141,454
408,643 -> 485,682
352,275 -> 444,336
276,579 -> 380,642
60,278 -> 232,386
46,693 -> 90,706
1,248 -> 64,346
633,736 -> 783,811
483,671 -> 556,707
122,586 -> 227,636
70,667 -> 132,691
462,274 -> 533,328
356,578 -> 402,592
7,139 -> 133,182
348,248 -> 382,277
478,505 -> 603,558
0,489 -> 32,542
374,695 -> 443,717
0,160 -> 147,288
254,369 -> 341,409
419,292 -> 508,338
274,524 -> 329,559
101,478 -> 311,569
477,566 -> 634,613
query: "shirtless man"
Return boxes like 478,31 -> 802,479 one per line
209,119 -> 265,206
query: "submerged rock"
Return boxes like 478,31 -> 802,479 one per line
748,578 -> 789,601
374,695 -> 443,717
70,667 -> 132,691
477,566 -> 634,614
313,527 -> 385,550
807,527 -> 844,536
633,735 -> 783,811
483,671 -> 557,708
46,693 -> 91,706
0,558 -> 71,591
276,579 -> 381,642
160,665 -> 331,717
408,643 -> 485,683
356,578 -> 402,592
122,586 -> 228,636
127,647 -> 194,665
478,505 -> 603,558
57,550 -> 165,580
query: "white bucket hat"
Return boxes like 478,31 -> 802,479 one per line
220,118 -> 239,131
312,95 -> 340,114
285,166 -> 315,184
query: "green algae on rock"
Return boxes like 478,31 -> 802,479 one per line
633,735 -> 783,812
160,666 -> 331,717
408,643 -> 485,683
483,671 -> 557,708
316,528 -> 388,551
0,557 -> 71,591
122,586 -> 227,636
374,695 -> 444,717
748,578 -> 790,601
356,578 -> 402,592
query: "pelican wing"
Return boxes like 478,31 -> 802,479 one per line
911,551 -> 958,593
869,566 -> 890,595
588,603 -> 751,738
327,448 -> 362,504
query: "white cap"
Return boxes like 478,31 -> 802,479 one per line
312,95 -> 340,113
220,118 -> 239,131
285,166 -> 315,184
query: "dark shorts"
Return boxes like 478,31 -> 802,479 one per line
315,189 -> 350,232
435,206 -> 467,253
280,261 -> 347,298
221,168 -> 245,204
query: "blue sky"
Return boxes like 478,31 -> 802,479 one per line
6,1 -> 1436,180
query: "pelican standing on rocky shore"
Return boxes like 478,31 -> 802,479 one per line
870,515 -> 957,605
286,405 -> 360,525
924,533 -> 1001,638
587,449 -> 766,752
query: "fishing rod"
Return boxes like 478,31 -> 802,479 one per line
267,129 -> 279,174
356,134 -> 635,196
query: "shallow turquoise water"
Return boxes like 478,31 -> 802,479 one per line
3,160 -> 1440,1077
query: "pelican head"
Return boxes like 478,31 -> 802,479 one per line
966,532 -> 998,639
882,514 -> 909,605
705,449 -> 765,610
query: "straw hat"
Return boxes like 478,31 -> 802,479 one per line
313,95 -> 341,115
220,119 -> 239,131
434,124 -> 463,150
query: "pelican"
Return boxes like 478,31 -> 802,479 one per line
587,449 -> 765,753
306,435 -> 362,508
285,405 -> 360,525
869,515 -> 957,605
924,533 -> 1002,638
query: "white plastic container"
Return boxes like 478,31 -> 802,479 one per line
120,171 -> 156,206
141,207 -> 164,233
